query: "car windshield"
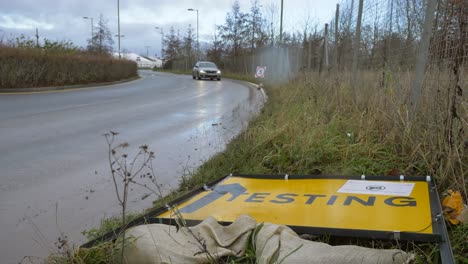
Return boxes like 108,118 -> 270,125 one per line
199,62 -> 217,68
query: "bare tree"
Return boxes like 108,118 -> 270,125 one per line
87,14 -> 114,55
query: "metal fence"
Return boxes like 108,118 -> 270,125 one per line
323,0 -> 466,104
305,0 -> 466,190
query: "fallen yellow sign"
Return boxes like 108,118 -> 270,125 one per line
158,175 -> 433,234
82,174 -> 455,263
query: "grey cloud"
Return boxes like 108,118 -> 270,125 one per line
0,0 -> 336,55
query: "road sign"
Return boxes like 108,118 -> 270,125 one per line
82,174 -> 454,263
158,176 -> 433,235
255,66 -> 266,78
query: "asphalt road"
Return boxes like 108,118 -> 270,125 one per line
0,71 -> 261,263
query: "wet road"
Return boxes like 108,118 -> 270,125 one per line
0,71 -> 261,263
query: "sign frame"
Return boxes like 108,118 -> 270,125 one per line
82,174 -> 454,263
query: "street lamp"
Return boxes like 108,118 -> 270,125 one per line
251,4 -> 262,51
144,46 -> 151,57
187,8 -> 199,60
117,0 -> 121,59
115,34 -> 125,57
279,0 -> 284,44
83,16 -> 93,45
155,27 -> 164,59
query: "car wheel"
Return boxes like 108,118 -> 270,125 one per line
217,78 -> 221,81
197,74 -> 201,80
192,75 -> 196,79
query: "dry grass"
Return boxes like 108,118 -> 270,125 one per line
184,70 -> 466,196
176,69 -> 466,262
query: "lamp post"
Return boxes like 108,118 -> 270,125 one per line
251,3 -> 262,51
83,16 -> 93,45
155,27 -> 164,59
187,8 -> 199,60
115,34 -> 125,57
117,0 -> 121,59
144,46 -> 151,57
279,0 -> 284,44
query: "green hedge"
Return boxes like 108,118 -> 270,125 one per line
0,47 -> 137,88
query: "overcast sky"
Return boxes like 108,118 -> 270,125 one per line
0,0 -> 338,56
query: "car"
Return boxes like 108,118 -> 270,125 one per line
192,61 -> 221,81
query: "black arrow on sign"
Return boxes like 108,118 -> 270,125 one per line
179,183 -> 246,213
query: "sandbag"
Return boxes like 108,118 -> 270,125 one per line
255,221 -> 414,264
121,215 -> 414,264
121,215 -> 256,264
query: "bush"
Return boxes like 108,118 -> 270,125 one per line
0,46 -> 137,88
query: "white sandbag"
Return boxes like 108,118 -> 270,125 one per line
121,215 -> 256,264
121,214 -> 413,264
255,222 -> 414,264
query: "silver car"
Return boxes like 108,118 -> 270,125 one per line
192,61 -> 221,81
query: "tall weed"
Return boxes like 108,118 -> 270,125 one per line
183,71 -> 467,198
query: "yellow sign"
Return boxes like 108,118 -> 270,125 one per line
158,176 -> 433,234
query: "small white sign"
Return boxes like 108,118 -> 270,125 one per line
255,66 -> 266,78
337,180 -> 415,196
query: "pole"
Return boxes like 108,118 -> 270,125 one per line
252,2 -> 261,51
324,23 -> 329,68
334,4 -> 339,68
83,17 -> 94,46
349,0 -> 354,29
307,33 -> 312,71
196,9 -> 199,60
188,9 -> 199,59
160,29 -> 163,58
409,0 -> 436,119
252,1 -> 256,74
155,27 -> 164,58
145,46 -> 151,57
35,28 -> 39,48
319,23 -> 329,75
279,0 -> 284,44
117,0 -> 121,59
351,0 -> 364,101
90,18 -> 94,45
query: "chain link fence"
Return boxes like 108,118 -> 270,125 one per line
314,0 -> 465,189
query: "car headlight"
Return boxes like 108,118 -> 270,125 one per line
199,70 -> 205,73
217,70 -> 221,74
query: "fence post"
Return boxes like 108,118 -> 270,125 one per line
320,23 -> 329,75
324,23 -> 329,68
409,0 -> 436,120
381,0 -> 394,88
348,0 -> 354,29
351,0 -> 364,100
307,33 -> 312,71
334,4 -> 340,69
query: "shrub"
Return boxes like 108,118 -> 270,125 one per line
0,46 -> 137,88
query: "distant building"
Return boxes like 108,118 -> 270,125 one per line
113,52 -> 163,68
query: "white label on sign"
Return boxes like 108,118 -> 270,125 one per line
337,180 -> 415,196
